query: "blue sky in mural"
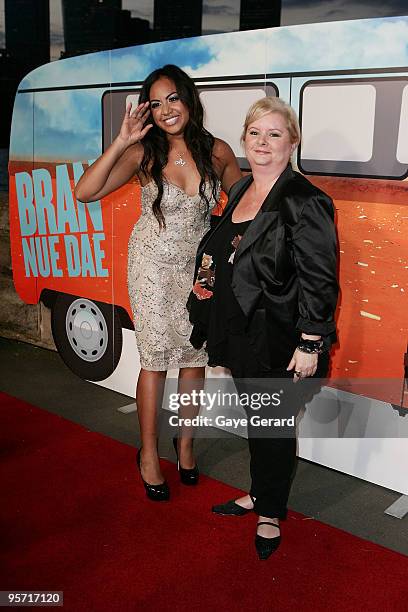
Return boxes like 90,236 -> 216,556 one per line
10,87 -> 104,161
32,89 -> 104,162
10,93 -> 34,160
10,16 -> 408,162
19,37 -> 215,90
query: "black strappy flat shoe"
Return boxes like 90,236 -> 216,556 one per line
136,448 -> 170,501
255,520 -> 281,560
172,437 -> 199,485
212,494 -> 255,516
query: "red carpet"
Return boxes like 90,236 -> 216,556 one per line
1,391 -> 407,612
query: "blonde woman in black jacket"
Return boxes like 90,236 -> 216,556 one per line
188,97 -> 338,559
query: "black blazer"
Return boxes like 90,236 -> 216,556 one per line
190,165 -> 339,370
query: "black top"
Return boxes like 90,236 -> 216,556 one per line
189,216 -> 251,368
189,168 -> 338,373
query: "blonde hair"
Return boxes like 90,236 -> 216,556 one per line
241,97 -> 301,146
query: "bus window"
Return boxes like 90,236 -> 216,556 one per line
396,84 -> 408,164
102,82 -> 278,168
199,83 -> 277,165
301,83 -> 376,162
299,77 -> 408,179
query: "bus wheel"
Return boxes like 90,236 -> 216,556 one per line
51,294 -> 123,381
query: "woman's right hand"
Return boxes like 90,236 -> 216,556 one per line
75,103 -> 150,202
117,101 -> 153,147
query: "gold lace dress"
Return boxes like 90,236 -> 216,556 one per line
127,180 -> 218,370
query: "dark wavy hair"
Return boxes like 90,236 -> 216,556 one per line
139,64 -> 219,228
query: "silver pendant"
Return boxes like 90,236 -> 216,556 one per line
175,156 -> 186,166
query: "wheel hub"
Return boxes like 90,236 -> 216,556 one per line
65,299 -> 108,362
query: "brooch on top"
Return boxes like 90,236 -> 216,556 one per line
228,235 -> 243,264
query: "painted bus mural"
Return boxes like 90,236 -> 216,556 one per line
8,16 -> 408,411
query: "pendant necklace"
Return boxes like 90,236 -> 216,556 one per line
173,151 -> 187,166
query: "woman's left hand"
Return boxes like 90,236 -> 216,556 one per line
287,349 -> 318,382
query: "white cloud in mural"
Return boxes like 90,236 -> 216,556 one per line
32,88 -> 102,160
20,38 -> 212,90
190,16 -> 408,77
33,90 -> 98,133
269,17 -> 408,71
187,29 -> 269,76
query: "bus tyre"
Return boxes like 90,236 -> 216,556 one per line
51,294 -> 123,381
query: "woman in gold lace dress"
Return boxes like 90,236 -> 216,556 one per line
75,65 -> 241,501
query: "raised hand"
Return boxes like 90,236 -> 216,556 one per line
118,101 -> 153,146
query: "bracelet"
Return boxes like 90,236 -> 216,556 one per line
297,338 -> 324,354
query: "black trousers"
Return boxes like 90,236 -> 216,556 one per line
228,332 -> 329,520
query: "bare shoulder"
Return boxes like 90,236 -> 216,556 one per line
212,137 -> 242,193
212,138 -> 236,175
212,137 -> 235,161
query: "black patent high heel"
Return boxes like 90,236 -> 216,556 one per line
136,448 -> 170,501
172,437 -> 199,485
255,520 -> 281,560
